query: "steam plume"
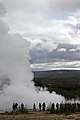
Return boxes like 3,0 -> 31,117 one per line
0,3 -> 64,110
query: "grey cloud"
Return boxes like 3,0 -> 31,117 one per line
30,43 -> 80,64
76,23 -> 80,30
31,61 -> 80,71
30,37 -> 58,52
65,22 -> 80,30
64,20 -> 80,42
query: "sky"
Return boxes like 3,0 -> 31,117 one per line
1,0 -> 80,71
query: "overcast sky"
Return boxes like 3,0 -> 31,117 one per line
1,0 -> 80,71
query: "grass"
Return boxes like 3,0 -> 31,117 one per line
33,76 -> 80,99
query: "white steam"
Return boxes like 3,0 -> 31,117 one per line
0,3 -> 64,110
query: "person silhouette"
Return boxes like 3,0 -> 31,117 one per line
52,103 -> 55,111
42,102 -> 46,111
12,103 -> 15,112
21,103 -> 24,110
15,103 -> 18,111
56,103 -> 59,110
33,103 -> 36,111
39,103 -> 41,111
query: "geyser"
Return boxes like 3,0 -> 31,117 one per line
0,3 -> 65,110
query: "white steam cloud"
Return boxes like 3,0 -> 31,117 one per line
0,3 -> 64,110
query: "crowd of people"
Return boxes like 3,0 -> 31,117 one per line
12,102 -> 80,113
33,102 -> 46,111
51,102 -> 80,110
12,102 -> 46,112
50,102 -> 80,114
12,103 -> 24,112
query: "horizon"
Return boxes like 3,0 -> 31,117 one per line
32,68 -> 80,72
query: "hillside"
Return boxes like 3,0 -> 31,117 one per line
33,70 -> 80,78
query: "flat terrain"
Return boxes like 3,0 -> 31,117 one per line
33,76 -> 80,99
33,70 -> 80,99
0,111 -> 80,120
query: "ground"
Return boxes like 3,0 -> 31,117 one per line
0,111 -> 80,120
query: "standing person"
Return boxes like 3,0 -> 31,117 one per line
77,103 -> 80,110
56,103 -> 59,110
42,102 -> 46,111
39,103 -> 41,111
51,103 -> 55,111
33,103 -> 36,111
12,103 -> 15,112
15,103 -> 18,111
21,103 -> 24,110
60,103 -> 62,110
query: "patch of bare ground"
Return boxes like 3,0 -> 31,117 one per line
0,111 -> 80,120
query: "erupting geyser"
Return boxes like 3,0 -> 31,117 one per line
0,3 -> 64,110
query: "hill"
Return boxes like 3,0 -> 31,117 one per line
33,70 -> 80,78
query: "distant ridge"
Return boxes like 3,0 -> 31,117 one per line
33,70 -> 80,78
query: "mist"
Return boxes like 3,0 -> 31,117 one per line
0,3 -> 65,110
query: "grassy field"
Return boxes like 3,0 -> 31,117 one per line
33,76 -> 80,99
